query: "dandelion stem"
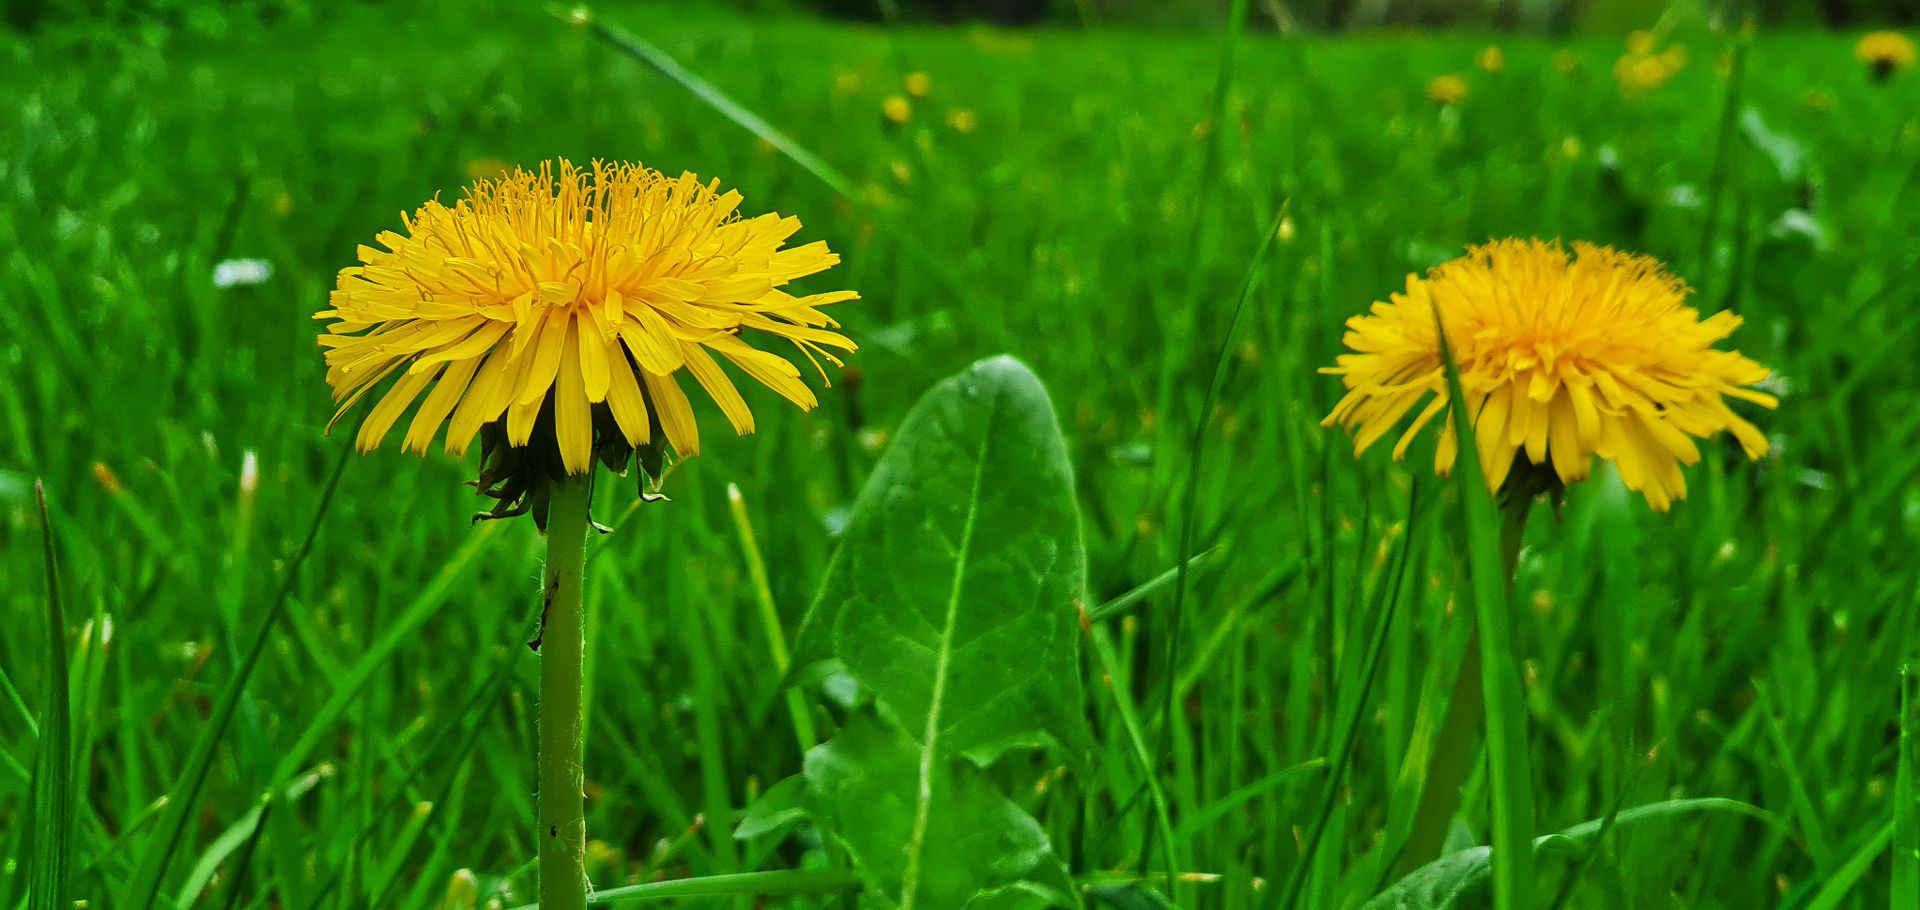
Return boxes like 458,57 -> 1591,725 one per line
1399,496 -> 1528,874
540,473 -> 593,910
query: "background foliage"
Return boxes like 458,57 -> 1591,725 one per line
3,0 -> 1919,907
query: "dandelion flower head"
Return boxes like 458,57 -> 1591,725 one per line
1321,239 -> 1776,511
882,95 -> 913,125
1427,74 -> 1469,105
1857,31 -> 1916,77
317,159 -> 857,479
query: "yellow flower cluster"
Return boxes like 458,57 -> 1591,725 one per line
1614,30 -> 1688,97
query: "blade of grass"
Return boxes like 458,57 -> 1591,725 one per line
1434,313 -> 1534,910
570,11 -> 853,197
726,483 -> 817,753
1753,679 -> 1835,873
123,446 -> 350,910
1805,816 -> 1894,910
1896,663 -> 1917,910
1276,478 -> 1425,910
298,647 -> 521,910
1086,622 -> 1180,896
1151,198 -> 1289,894
29,480 -> 74,910
267,521 -> 502,788
1087,547 -> 1227,624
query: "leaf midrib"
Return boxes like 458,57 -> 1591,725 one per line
899,385 -> 999,910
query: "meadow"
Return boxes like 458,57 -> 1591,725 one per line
3,2 -> 1919,908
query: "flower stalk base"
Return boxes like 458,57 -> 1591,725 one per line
539,473 -> 592,910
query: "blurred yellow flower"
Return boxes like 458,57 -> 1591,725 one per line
1857,31 -> 1916,80
1321,239 -> 1775,511
465,157 -> 512,180
1614,30 -> 1684,97
946,107 -> 979,134
1427,73 -> 1469,105
317,159 -> 857,477
904,71 -> 933,98
1477,45 -> 1505,73
890,160 -> 913,184
882,95 -> 912,125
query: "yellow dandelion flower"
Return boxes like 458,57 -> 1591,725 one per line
1614,52 -> 1675,97
1321,239 -> 1775,511
316,159 -> 857,479
946,107 -> 979,134
904,71 -> 933,98
881,95 -> 912,125
1477,45 -> 1505,73
1627,30 -> 1657,56
1858,31 -> 1916,80
1427,74 -> 1469,105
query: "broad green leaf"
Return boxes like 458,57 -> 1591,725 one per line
804,713 -> 1069,910
795,354 -> 1090,765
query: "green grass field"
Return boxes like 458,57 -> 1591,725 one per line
4,3 -> 1920,908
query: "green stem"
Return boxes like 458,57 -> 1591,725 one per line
540,474 -> 593,910
1399,496 -> 1529,873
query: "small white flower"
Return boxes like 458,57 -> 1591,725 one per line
213,258 -> 273,288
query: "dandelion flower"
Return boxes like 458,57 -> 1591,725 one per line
1477,45 -> 1505,73
904,71 -> 933,98
946,107 -> 979,134
882,95 -> 912,125
1857,31 -> 1916,81
1321,239 -> 1776,511
1427,74 -> 1469,105
316,159 -> 856,494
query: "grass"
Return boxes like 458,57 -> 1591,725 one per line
3,2 -> 1919,907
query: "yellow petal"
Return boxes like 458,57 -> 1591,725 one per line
446,345 -> 517,456
516,310 -> 570,406
604,350 -> 651,447
403,355 -> 484,453
555,322 -> 593,474
356,365 -> 439,452
681,342 -> 754,435
643,368 -> 699,456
